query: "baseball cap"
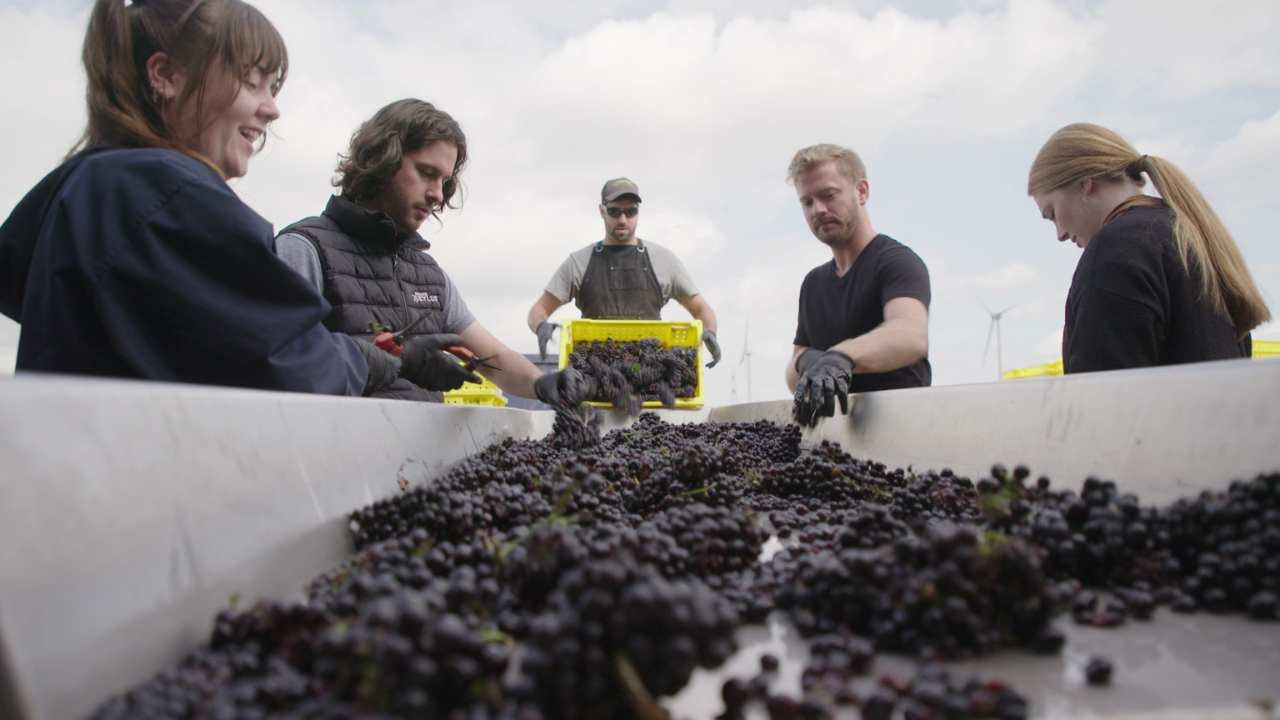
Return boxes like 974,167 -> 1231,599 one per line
601,178 -> 642,203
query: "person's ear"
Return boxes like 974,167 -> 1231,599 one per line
145,52 -> 182,101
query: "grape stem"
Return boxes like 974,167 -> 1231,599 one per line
613,653 -> 667,720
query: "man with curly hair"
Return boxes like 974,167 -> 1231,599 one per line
275,99 -> 584,406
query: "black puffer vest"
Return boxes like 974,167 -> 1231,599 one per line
280,195 -> 449,402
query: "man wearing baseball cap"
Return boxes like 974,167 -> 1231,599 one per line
526,178 -> 722,367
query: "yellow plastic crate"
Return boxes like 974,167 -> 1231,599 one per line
1002,359 -> 1064,380
558,319 -> 704,410
1003,342 -> 1279,378
443,375 -> 508,407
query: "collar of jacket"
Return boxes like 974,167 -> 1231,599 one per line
322,194 -> 431,252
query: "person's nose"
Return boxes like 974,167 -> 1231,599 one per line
259,94 -> 280,124
425,178 -> 444,206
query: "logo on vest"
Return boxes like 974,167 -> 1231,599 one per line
412,291 -> 442,308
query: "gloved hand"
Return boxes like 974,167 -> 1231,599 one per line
534,367 -> 593,407
399,333 -> 482,392
794,347 -> 823,375
792,349 -> 855,428
703,330 -> 722,368
536,321 -> 559,361
353,338 -> 403,396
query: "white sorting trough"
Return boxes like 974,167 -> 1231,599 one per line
1,358 -> 1278,719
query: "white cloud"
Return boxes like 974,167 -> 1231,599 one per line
1092,1 -> 1280,100
973,261 -> 1037,290
3,0 -> 1279,402
1035,326 -> 1064,361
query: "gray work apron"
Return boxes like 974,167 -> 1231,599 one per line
575,240 -> 664,319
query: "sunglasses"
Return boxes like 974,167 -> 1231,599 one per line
605,206 -> 639,218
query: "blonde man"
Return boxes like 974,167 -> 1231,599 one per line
786,144 -> 931,427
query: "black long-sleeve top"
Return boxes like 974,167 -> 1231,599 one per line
1063,200 -> 1249,373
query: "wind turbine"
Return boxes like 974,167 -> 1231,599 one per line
982,302 -> 1017,380
739,318 -> 753,403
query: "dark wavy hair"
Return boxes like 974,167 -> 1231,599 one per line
334,99 -> 468,216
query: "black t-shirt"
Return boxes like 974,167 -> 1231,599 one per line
794,234 -> 932,392
1063,205 -> 1249,373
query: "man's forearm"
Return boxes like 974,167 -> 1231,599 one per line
527,292 -> 564,333
694,306 -> 718,334
829,319 -> 927,374
484,348 -> 542,398
681,295 -> 718,334
527,304 -> 549,333
784,346 -> 806,392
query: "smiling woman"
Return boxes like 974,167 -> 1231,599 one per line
0,0 -> 391,395
74,0 -> 287,178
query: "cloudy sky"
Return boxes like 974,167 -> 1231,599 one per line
2,0 -> 1278,406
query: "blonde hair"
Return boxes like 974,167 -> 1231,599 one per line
787,143 -> 867,185
1029,123 -> 1270,336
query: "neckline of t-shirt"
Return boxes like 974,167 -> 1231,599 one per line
598,238 -> 644,248
828,234 -> 887,279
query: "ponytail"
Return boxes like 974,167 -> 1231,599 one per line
70,0 -> 287,174
71,0 -> 175,156
1138,154 -> 1271,335
1030,123 -> 1271,336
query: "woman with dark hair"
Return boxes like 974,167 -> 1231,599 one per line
1028,123 -> 1271,373
0,0 -> 454,395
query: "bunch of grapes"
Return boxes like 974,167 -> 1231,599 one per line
90,413 -> 1280,719
775,526 -> 1059,658
519,555 -> 739,719
569,338 -> 698,407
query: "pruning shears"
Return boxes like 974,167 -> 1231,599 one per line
445,345 -> 501,372
369,315 -> 429,356
369,318 -> 500,372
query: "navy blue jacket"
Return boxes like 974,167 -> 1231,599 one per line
0,148 -> 368,394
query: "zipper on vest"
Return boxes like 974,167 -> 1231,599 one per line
392,255 -> 411,326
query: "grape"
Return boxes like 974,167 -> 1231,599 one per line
88,414 -> 1280,719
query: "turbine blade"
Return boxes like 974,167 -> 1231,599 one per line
983,318 -> 996,364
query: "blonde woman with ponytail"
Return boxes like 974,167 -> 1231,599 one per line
1028,123 -> 1271,373
0,0 -> 418,396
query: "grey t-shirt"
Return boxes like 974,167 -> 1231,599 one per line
275,232 -> 476,333
545,239 -> 700,308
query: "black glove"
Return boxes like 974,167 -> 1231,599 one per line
534,367 -> 593,407
792,350 -> 855,428
703,330 -> 722,368
794,347 -> 823,375
354,338 -> 403,396
535,321 -> 559,361
399,333 -> 482,392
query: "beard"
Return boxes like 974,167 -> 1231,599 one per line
813,219 -> 854,248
